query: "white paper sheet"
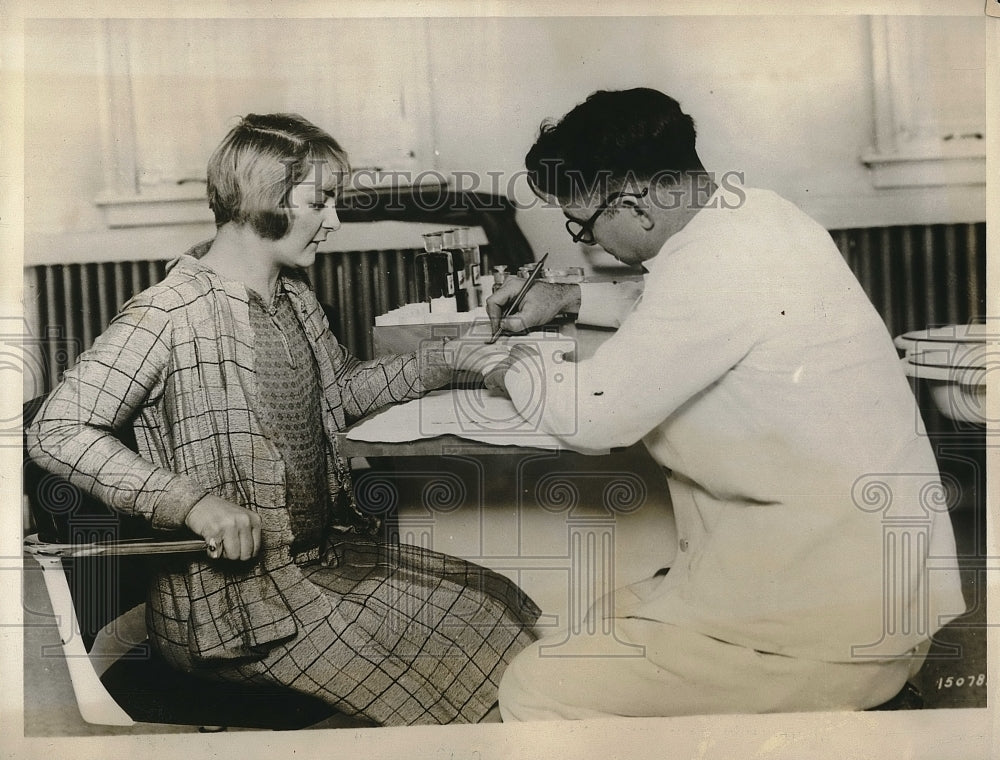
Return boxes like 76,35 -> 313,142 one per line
346,389 -> 569,449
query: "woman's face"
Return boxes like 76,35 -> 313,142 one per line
271,165 -> 341,268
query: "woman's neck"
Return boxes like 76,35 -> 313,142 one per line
201,225 -> 280,298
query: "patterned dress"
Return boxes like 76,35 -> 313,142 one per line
212,286 -> 540,724
26,248 -> 540,726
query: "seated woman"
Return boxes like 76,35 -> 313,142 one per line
26,113 -> 540,726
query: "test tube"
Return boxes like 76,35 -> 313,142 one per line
455,227 -> 482,308
441,229 -> 469,312
420,232 -> 457,313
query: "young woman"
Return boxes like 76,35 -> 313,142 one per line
26,113 -> 540,726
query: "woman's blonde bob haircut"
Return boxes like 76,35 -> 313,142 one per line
207,113 -> 351,240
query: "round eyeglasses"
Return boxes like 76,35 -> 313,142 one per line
564,187 -> 649,245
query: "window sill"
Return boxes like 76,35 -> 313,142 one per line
861,144 -> 986,189
95,185 -> 213,228
94,171 -> 447,229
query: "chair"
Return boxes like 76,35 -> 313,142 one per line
22,396 -> 357,731
869,682 -> 924,711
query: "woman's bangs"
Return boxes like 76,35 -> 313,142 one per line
309,144 -> 351,193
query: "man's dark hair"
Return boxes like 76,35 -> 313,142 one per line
524,88 -> 704,201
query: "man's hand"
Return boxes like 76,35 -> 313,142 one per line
486,278 -> 582,336
185,494 -> 262,561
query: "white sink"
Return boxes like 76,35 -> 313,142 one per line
896,324 -> 989,425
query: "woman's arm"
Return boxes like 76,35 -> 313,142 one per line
25,297 -> 211,531
330,339 -> 453,422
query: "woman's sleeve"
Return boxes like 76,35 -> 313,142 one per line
328,337 -> 454,421
25,298 -> 210,530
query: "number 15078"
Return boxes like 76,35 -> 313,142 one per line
936,674 -> 986,689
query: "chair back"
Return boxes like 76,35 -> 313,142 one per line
23,396 -> 168,650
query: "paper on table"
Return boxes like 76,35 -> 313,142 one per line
346,389 -> 568,449
375,306 -> 489,326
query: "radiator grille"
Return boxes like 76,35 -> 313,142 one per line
28,259 -> 170,396
308,247 -> 422,361
25,245 -> 498,395
829,222 -> 986,338
24,225 -> 984,397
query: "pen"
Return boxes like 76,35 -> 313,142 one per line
486,252 -> 550,345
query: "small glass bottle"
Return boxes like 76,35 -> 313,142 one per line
419,232 -> 457,313
518,263 -> 540,280
441,229 -> 470,312
491,265 -> 510,293
452,226 -> 482,308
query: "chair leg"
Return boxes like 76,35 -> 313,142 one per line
34,556 -> 135,726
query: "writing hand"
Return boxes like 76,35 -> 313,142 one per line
185,494 -> 262,561
485,278 -> 582,336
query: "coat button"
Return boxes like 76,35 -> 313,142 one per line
679,538 -> 689,552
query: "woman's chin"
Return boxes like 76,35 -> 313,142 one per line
298,243 -> 319,266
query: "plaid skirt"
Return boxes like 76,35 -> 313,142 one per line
192,536 -> 541,726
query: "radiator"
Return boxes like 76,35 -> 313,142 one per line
27,259 -> 171,396
829,222 -> 986,338
23,225 -> 984,398
25,245 -> 498,396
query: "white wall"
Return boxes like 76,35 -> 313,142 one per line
24,19 -> 108,235
23,15 -> 987,271
425,16 -> 986,271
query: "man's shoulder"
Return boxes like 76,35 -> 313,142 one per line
671,186 -> 825,253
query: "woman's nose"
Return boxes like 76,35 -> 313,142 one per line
322,205 -> 341,230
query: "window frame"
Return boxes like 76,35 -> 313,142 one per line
92,18 -> 439,228
860,15 -> 986,189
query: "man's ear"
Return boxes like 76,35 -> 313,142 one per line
624,199 -> 656,231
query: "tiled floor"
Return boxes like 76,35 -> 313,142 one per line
21,437 -> 987,735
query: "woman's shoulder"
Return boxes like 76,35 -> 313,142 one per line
122,274 -> 194,311
111,255 -> 218,326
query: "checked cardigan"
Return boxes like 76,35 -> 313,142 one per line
27,246 -> 449,661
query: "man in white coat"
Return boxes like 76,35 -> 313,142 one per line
481,88 -> 965,720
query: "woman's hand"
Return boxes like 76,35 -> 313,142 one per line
184,494 -> 262,561
448,326 -> 513,375
483,343 -> 541,398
